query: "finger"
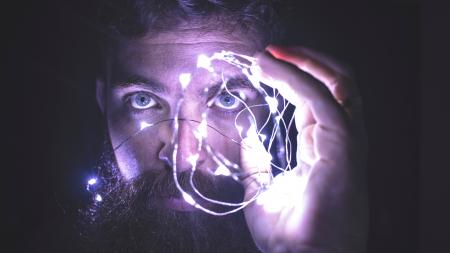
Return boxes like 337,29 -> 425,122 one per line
295,101 -> 315,130
297,124 -> 316,167
254,51 -> 348,130
240,126 -> 272,197
266,45 -> 361,110
273,46 -> 353,77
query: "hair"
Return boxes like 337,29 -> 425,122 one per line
78,138 -> 258,252
96,0 -> 287,78
99,0 -> 284,42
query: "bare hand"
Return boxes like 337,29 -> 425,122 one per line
241,45 -> 368,253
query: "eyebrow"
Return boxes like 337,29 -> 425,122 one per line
203,76 -> 255,98
112,74 -> 254,97
112,74 -> 167,93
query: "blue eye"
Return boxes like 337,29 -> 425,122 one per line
214,94 -> 241,110
130,92 -> 157,109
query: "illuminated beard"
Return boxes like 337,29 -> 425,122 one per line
80,142 -> 258,253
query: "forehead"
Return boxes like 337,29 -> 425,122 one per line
119,30 -> 257,60
111,31 -> 256,88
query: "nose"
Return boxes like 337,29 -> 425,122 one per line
158,118 -> 207,172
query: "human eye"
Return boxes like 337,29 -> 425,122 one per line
128,92 -> 158,110
213,93 -> 242,111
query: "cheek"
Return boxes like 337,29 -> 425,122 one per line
204,117 -> 244,165
206,130 -> 241,164
114,144 -> 141,180
106,94 -> 139,148
205,103 -> 270,163
111,126 -> 166,179
108,117 -> 140,149
106,96 -> 169,150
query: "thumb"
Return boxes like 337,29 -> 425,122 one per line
240,127 -> 272,200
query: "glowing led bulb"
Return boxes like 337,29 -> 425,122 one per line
246,124 -> 258,139
179,72 -> 192,89
197,54 -> 214,72
214,165 -> 231,176
86,177 -> 99,191
256,171 -> 308,213
95,194 -> 103,202
187,154 -> 199,167
259,134 -> 267,142
243,67 -> 261,89
194,119 -> 208,139
140,121 -> 153,131
238,91 -> 247,100
274,115 -> 282,123
182,192 -> 196,206
265,96 -> 279,113
236,125 -> 243,137
87,178 -> 97,185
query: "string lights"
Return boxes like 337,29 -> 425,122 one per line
87,50 -> 304,214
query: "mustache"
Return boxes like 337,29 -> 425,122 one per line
132,168 -> 219,199
129,167 -> 244,209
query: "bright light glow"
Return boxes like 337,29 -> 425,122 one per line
259,134 -> 267,142
197,54 -> 214,72
187,154 -> 199,167
255,172 -> 272,186
194,119 -> 208,139
238,91 -> 247,100
236,125 -> 243,137
265,96 -> 279,113
243,125 -> 272,173
244,67 -> 261,88
140,121 -> 153,131
246,124 -> 258,139
214,165 -> 231,176
179,72 -> 192,89
274,115 -> 282,123
182,192 -> 196,206
256,171 -> 308,213
95,194 -> 103,202
249,64 -> 262,77
87,178 -> 97,185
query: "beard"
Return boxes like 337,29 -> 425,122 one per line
79,142 -> 259,253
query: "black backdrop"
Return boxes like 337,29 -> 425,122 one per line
5,1 -> 447,252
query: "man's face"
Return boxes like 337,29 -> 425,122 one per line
99,30 -> 265,211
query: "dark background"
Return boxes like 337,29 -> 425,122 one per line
4,0 -> 448,252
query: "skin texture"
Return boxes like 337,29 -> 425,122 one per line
97,29 -> 368,252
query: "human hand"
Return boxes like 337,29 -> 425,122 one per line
241,45 -> 368,253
